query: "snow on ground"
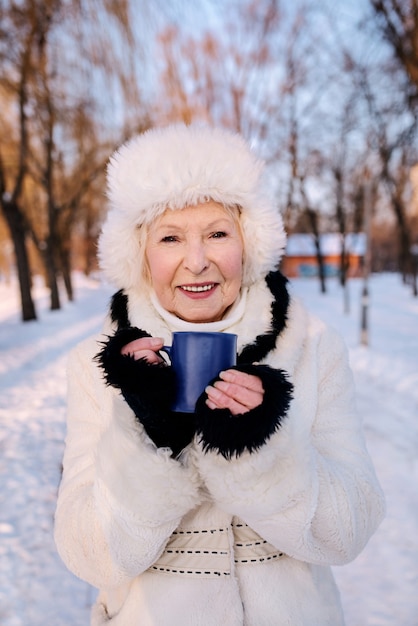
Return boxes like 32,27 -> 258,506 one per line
290,276 -> 418,626
0,272 -> 417,625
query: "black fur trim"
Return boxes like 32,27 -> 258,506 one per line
98,273 -> 292,458
194,363 -> 293,459
107,272 -> 289,368
95,327 -> 152,390
110,290 -> 131,330
94,328 -> 195,457
237,270 -> 289,365
121,396 -> 196,458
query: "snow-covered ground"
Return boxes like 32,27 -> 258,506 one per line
0,272 -> 417,625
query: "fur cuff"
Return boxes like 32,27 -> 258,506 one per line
195,364 -> 293,459
95,327 -> 176,405
95,328 -> 195,457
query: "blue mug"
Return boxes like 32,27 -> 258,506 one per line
162,332 -> 237,412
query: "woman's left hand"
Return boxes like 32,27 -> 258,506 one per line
205,369 -> 264,415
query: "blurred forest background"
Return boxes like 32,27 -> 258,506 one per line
1,0 -> 417,321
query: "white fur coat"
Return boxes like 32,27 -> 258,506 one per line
54,279 -> 384,625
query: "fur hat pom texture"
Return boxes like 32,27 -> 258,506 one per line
99,123 -> 286,291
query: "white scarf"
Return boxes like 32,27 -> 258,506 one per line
149,289 -> 248,333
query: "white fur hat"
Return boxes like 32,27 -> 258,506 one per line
98,123 -> 286,290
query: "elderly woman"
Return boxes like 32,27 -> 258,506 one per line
54,124 -> 384,626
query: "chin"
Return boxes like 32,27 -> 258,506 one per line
181,315 -> 220,323
177,308 -> 223,323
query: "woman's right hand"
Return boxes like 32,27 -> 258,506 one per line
121,336 -> 165,364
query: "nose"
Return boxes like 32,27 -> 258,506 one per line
183,240 -> 209,274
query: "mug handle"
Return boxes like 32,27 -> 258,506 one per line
159,345 -> 171,365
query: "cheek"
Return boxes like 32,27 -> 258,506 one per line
146,250 -> 172,288
222,248 -> 244,285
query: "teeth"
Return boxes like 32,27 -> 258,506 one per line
181,284 -> 214,293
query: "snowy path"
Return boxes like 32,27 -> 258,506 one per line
291,276 -> 418,626
0,277 -> 108,626
334,356 -> 418,626
0,273 -> 417,625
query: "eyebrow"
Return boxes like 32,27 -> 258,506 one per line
152,217 -> 234,232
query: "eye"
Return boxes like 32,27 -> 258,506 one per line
161,235 -> 179,243
211,231 -> 228,239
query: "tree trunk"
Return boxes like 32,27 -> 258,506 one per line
339,240 -> 351,313
334,166 -> 347,289
391,194 -> 416,293
60,243 -> 74,301
339,243 -> 348,288
43,237 -> 61,310
2,200 -> 37,321
306,207 -> 326,293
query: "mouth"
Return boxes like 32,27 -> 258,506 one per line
179,283 -> 217,294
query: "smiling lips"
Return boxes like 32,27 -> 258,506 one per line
179,283 -> 217,295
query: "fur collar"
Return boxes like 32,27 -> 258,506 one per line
107,270 -> 303,367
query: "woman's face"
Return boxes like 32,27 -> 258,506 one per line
145,201 -> 244,323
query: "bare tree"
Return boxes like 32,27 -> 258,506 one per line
0,8 -> 38,320
370,0 -> 418,105
153,0 -> 285,152
369,0 -> 418,294
354,62 -> 418,284
0,0 -> 147,317
286,113 -> 327,293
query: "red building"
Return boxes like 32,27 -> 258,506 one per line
281,233 -> 366,278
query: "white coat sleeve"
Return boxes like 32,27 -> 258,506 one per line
54,339 -> 202,588
194,326 -> 385,566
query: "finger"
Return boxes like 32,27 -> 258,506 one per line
135,349 -> 165,364
205,398 -> 219,411
121,337 -> 163,356
219,370 -> 264,393
122,348 -> 164,364
206,382 -> 263,415
214,380 -> 264,410
205,388 -> 249,415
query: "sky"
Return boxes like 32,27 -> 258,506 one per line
0,270 -> 417,625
